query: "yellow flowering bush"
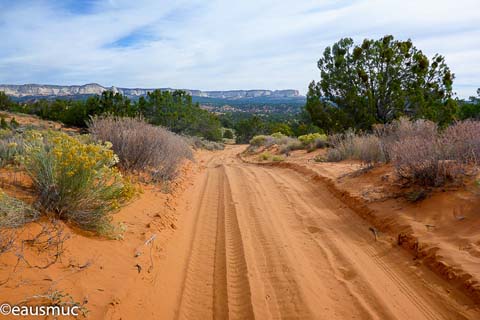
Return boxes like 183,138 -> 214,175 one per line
19,130 -> 135,235
298,133 -> 327,146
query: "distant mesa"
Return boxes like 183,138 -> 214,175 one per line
0,83 -> 301,100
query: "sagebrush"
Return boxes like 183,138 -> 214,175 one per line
88,116 -> 193,181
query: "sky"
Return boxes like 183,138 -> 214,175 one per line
0,0 -> 479,98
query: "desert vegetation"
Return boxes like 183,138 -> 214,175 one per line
88,116 -> 193,181
330,118 -> 480,186
247,131 -> 328,156
0,112 -> 197,238
0,89 -> 223,142
0,127 -> 135,236
246,116 -> 480,187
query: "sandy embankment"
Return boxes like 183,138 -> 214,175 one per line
242,146 -> 480,305
0,152 -> 202,319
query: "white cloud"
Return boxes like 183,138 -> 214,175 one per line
0,0 -> 479,97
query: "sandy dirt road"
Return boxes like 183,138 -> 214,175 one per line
154,145 -> 479,320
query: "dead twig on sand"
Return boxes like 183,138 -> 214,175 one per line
14,220 -> 70,270
369,227 -> 379,241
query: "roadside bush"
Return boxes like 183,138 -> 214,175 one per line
0,191 -> 39,228
259,152 -> 271,161
299,133 -> 328,152
0,132 -> 24,167
326,130 -> 356,161
184,135 -> 225,151
18,130 -> 134,235
298,133 -> 327,146
278,138 -> 303,154
326,130 -> 385,165
441,120 -> 480,165
223,129 -> 234,139
249,135 -> 274,147
88,116 -> 193,181
390,136 -> 460,186
374,117 -> 437,161
355,135 -> 385,165
0,117 -> 8,129
386,119 -> 480,186
271,155 -> 284,162
271,132 -> 286,139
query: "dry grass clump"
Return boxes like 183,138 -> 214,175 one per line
390,120 -> 480,186
0,130 -> 25,167
248,132 -> 326,155
441,120 -> 480,165
88,116 -> 193,181
278,138 -> 304,154
390,136 -> 454,186
0,190 -> 39,228
184,135 -> 225,151
298,133 -> 328,151
258,152 -> 271,161
374,117 -> 438,161
249,135 -> 275,147
326,130 -> 385,166
271,155 -> 285,162
327,118 -> 480,186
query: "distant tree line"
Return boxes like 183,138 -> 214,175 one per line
219,112 -> 320,143
0,89 -> 223,141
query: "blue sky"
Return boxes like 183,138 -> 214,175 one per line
0,0 -> 479,97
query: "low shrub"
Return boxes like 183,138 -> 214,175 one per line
271,132 -> 286,139
278,138 -> 303,154
441,120 -> 480,165
10,117 -> 19,128
390,135 -> 459,186
355,135 -> 385,165
388,119 -> 480,186
223,129 -> 234,139
185,135 -> 225,151
299,133 -> 328,152
271,155 -> 284,162
326,130 -> 385,166
259,152 -> 271,161
18,130 -> 135,235
374,117 -> 437,161
0,132 -> 24,167
298,133 -> 327,146
0,191 -> 39,228
0,117 -> 8,129
249,135 -> 274,147
88,116 -> 193,181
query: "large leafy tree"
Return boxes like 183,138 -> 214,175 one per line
306,35 -> 457,131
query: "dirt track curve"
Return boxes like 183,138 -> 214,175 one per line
155,145 -> 479,320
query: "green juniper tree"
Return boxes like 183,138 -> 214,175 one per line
306,35 -> 457,131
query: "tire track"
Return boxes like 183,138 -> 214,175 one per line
222,167 -> 255,319
261,165 -> 467,320
170,146 -> 480,320
176,165 -> 255,319
226,165 -> 314,319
